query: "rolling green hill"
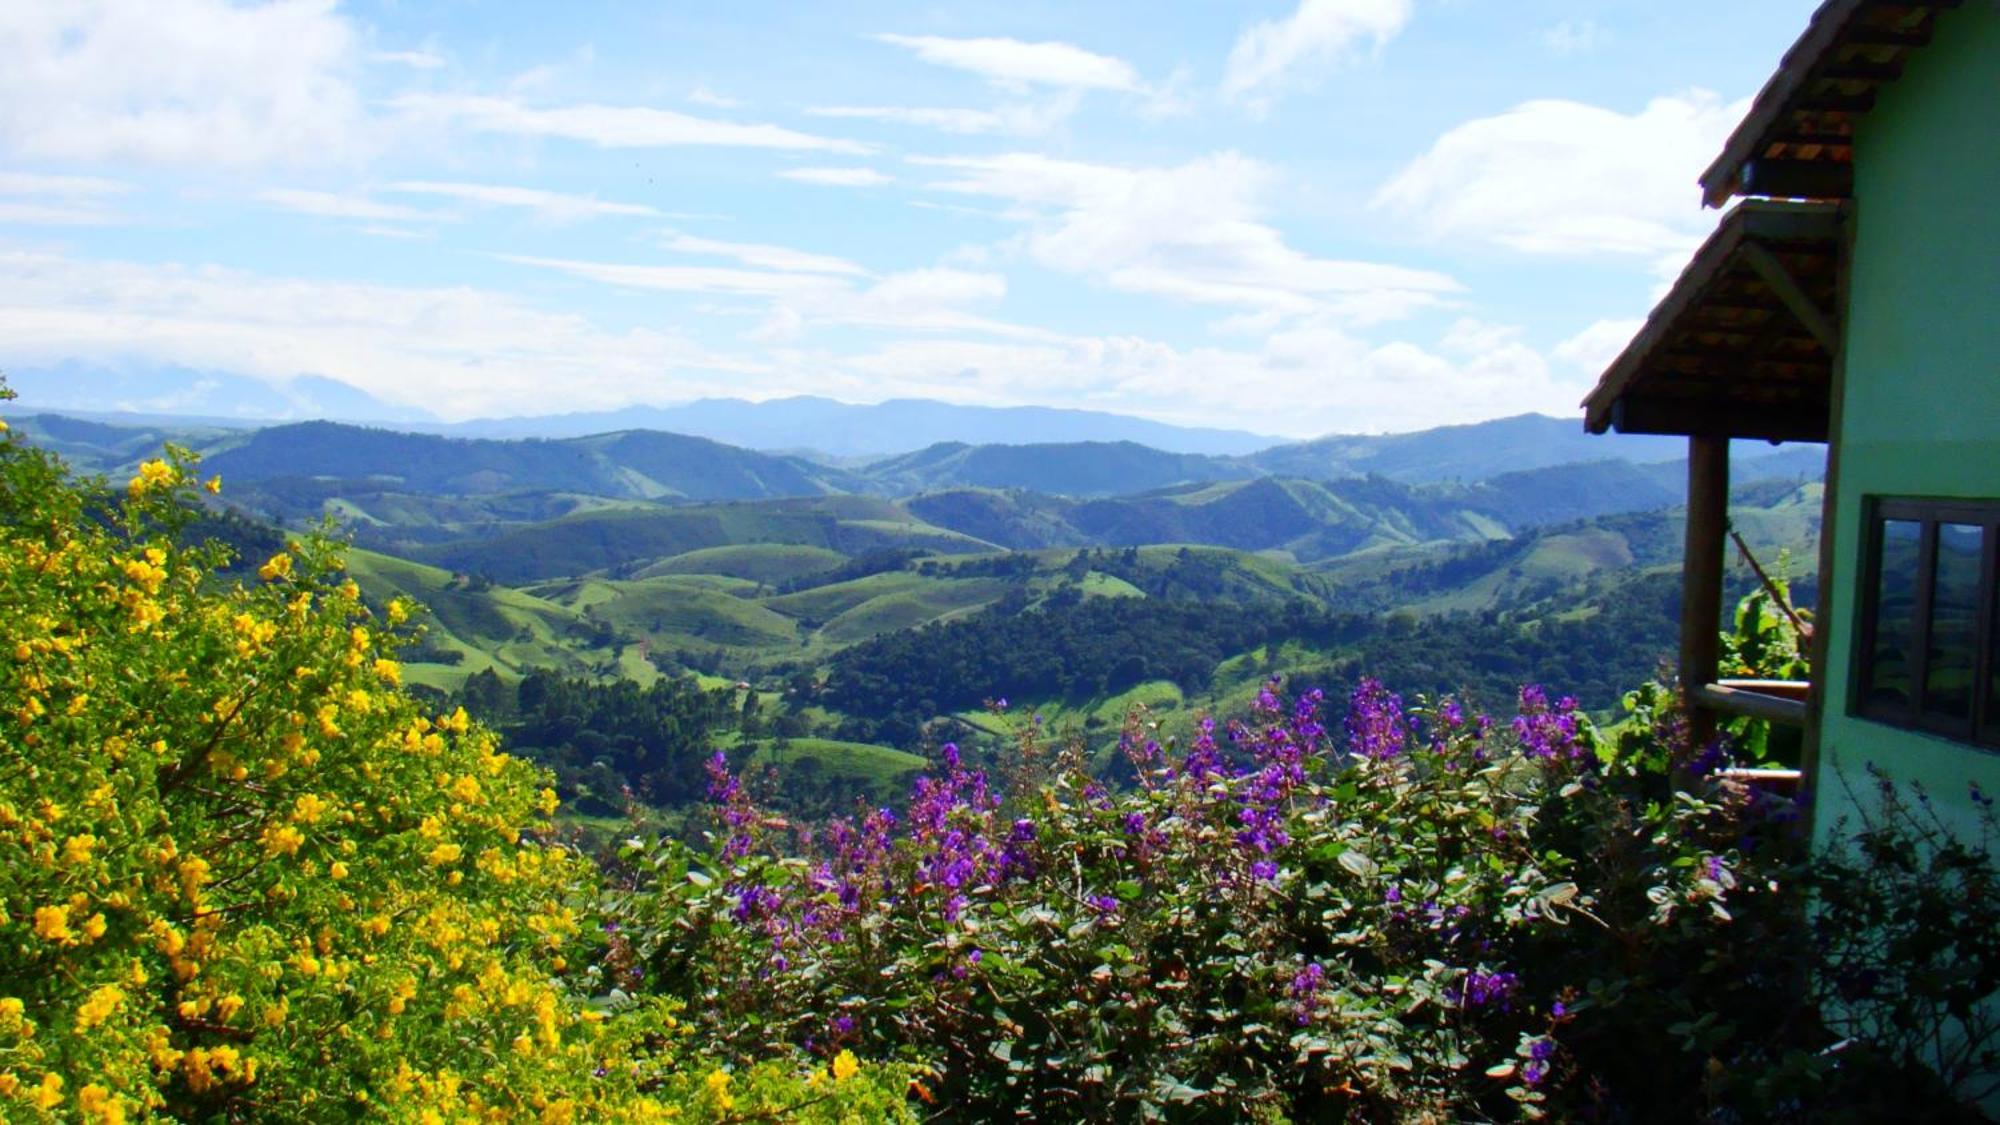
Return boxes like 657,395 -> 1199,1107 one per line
203,421 -> 856,501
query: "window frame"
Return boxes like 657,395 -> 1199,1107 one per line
1851,496 -> 2000,749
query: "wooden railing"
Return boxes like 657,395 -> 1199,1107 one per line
1692,679 -> 1810,726
1696,679 -> 1810,790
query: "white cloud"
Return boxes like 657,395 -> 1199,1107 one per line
257,189 -> 436,223
392,93 -> 872,154
915,151 -> 1458,321
687,85 -> 739,109
1223,0 -> 1411,112
0,171 -> 130,225
822,316 -> 1577,437
1551,317 -> 1643,376
389,180 -> 660,220
371,49 -> 445,69
872,33 -> 1140,91
0,0 -> 367,167
355,224 -> 432,241
1541,20 -> 1605,56
508,249 -> 1038,342
780,166 -> 892,187
500,254 -> 849,300
659,232 -> 869,277
1374,91 -> 1748,257
0,243 -> 1583,436
0,250 -> 765,420
807,98 -> 1079,137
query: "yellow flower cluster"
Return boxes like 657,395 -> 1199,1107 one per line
126,459 -> 176,497
1,436 -> 914,1124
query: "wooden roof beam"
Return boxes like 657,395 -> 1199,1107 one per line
1742,158 -> 1855,200
1609,396 -> 1830,443
1741,242 -> 1841,353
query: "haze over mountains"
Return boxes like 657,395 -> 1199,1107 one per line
6,399 -> 1828,741
13,408 -> 1824,585
14,364 -> 1691,467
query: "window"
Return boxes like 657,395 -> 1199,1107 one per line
1853,498 -> 2000,748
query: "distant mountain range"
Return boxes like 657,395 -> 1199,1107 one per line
6,363 -> 439,426
10,362 -> 1695,466
14,411 -> 1823,514
437,396 -> 1286,458
6,365 -> 1275,457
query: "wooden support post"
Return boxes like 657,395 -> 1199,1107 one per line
1682,435 -> 1730,748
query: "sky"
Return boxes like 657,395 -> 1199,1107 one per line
0,0 -> 1823,438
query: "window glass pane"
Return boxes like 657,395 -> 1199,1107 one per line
1923,523 -> 1984,722
1865,518 -> 1922,712
1989,535 -> 2000,737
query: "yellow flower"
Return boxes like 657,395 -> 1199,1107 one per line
32,1072 -> 63,1111
537,787 -> 560,816
832,1049 -> 859,1083
33,904 -> 72,943
263,823 -> 305,857
77,984 -> 126,1028
292,793 -> 330,824
704,1070 -> 735,1112
329,860 -> 350,880
204,475 -> 222,494
82,912 -> 107,941
373,658 -> 401,685
257,552 -> 293,582
121,558 -> 166,594
426,843 -> 463,867
0,998 -> 23,1027
61,833 -> 98,866
216,994 -> 245,1021
127,459 -> 176,497
78,1083 -> 125,1124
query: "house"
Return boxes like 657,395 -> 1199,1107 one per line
1582,0 -> 1999,844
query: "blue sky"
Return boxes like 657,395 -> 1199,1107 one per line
0,0 -> 1820,437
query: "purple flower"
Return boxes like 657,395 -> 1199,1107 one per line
1463,969 -> 1520,1010
1288,962 -> 1326,1025
1345,678 -> 1408,760
1512,685 -> 1586,761
1523,1059 -> 1548,1087
1086,894 -> 1119,915
1251,859 -> 1278,881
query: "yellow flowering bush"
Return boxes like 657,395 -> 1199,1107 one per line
0,396 -> 912,1123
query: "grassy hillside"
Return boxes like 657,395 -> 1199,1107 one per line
343,548 -> 619,691
204,421 -> 850,501
635,543 -> 849,585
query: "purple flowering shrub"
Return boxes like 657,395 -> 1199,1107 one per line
609,677 -> 1829,1121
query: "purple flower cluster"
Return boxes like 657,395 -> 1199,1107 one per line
706,751 -> 756,860
1288,961 -> 1326,1025
679,673 -> 1633,1104
1463,969 -> 1520,1010
1345,678 -> 1408,760
1512,686 -> 1587,762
